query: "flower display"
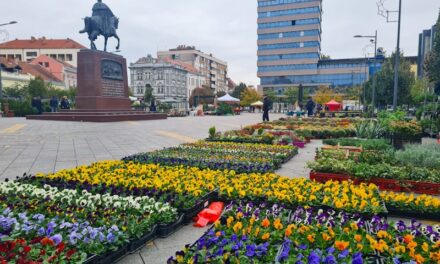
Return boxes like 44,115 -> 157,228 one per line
169,202 -> 440,264
380,192 -> 440,215
122,141 -> 298,173
0,237 -> 85,263
34,161 -> 386,214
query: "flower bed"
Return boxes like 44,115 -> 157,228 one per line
122,141 -> 298,173
0,181 -> 179,262
32,161 -> 386,215
308,154 -> 440,195
168,202 -> 439,263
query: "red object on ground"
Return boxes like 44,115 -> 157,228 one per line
324,100 -> 343,112
194,202 -> 224,227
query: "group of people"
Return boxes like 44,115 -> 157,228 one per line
262,96 -> 319,122
31,96 -> 70,114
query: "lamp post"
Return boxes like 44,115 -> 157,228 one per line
354,30 -> 378,111
0,21 -> 17,27
393,0 -> 402,111
0,21 -> 18,101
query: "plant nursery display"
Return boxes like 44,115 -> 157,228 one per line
122,141 -> 298,173
168,202 -> 440,263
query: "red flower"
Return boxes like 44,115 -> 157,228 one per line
56,242 -> 65,253
40,238 -> 54,247
39,249 -> 46,256
23,246 -> 31,253
66,249 -> 76,259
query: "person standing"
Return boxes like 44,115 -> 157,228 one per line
60,96 -> 70,110
305,97 -> 316,117
262,96 -> 271,122
50,96 -> 59,113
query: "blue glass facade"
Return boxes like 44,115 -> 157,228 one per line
258,18 -> 320,29
258,53 -> 319,61
258,29 -> 320,40
257,0 -> 382,89
258,41 -> 320,51
258,0 -> 317,7
258,7 -> 320,18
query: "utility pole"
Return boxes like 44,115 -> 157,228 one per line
377,0 -> 402,111
393,0 -> 402,110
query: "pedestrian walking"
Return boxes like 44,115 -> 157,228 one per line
50,96 -> 59,113
305,97 -> 316,117
262,96 -> 271,122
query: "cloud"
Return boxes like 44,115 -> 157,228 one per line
1,0 -> 439,86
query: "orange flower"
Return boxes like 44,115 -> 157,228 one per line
307,234 -> 315,243
216,231 -> 222,237
335,241 -> 349,251
285,227 -> 292,237
261,218 -> 270,228
403,234 -> 414,244
354,235 -> 362,243
236,212 -> 243,219
261,233 -> 270,240
414,254 -> 425,263
274,219 -> 283,230
322,233 -> 331,241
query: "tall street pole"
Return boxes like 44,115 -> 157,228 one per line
372,30 -> 378,110
393,0 -> 402,111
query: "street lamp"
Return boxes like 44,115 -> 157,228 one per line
354,30 -> 378,111
0,21 -> 17,27
0,21 -> 18,101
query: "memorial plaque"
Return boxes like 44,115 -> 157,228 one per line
102,60 -> 123,81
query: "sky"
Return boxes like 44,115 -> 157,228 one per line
0,0 -> 439,86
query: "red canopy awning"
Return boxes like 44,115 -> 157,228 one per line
325,100 -> 342,111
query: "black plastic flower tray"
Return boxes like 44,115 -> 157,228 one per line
386,206 -> 440,221
157,214 -> 184,238
84,246 -> 128,264
128,225 -> 157,253
180,189 -> 218,224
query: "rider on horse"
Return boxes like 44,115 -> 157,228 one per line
80,0 -> 119,51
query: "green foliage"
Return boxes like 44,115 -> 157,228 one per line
364,52 -> 415,107
216,103 -> 233,115
322,138 -> 392,151
395,144 -> 440,169
425,11 -> 440,94
377,110 -> 406,128
257,128 -> 264,136
3,99 -> 37,117
410,78 -> 433,104
208,126 -> 216,138
240,87 -> 262,107
231,83 -> 247,99
144,84 -> 154,105
3,84 -> 26,99
26,77 -> 48,99
189,87 -> 214,107
354,120 -> 386,139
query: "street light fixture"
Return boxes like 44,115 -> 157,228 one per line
0,21 -> 18,27
354,31 -> 378,112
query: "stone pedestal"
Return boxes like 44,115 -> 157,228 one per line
27,50 -> 167,122
76,50 -> 131,110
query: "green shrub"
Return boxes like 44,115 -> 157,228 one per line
208,126 -> 216,138
322,138 -> 392,151
395,144 -> 440,169
216,103 -> 233,115
2,100 -> 38,117
355,120 -> 386,139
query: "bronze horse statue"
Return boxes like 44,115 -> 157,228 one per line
80,16 -> 120,52
79,0 -> 120,52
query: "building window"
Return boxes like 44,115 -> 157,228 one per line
26,52 -> 37,57
50,54 -> 57,59
58,54 -> 65,61
66,54 -> 73,61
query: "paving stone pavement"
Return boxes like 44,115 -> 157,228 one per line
0,113 -> 283,180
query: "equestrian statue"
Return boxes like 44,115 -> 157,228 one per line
80,0 -> 120,52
